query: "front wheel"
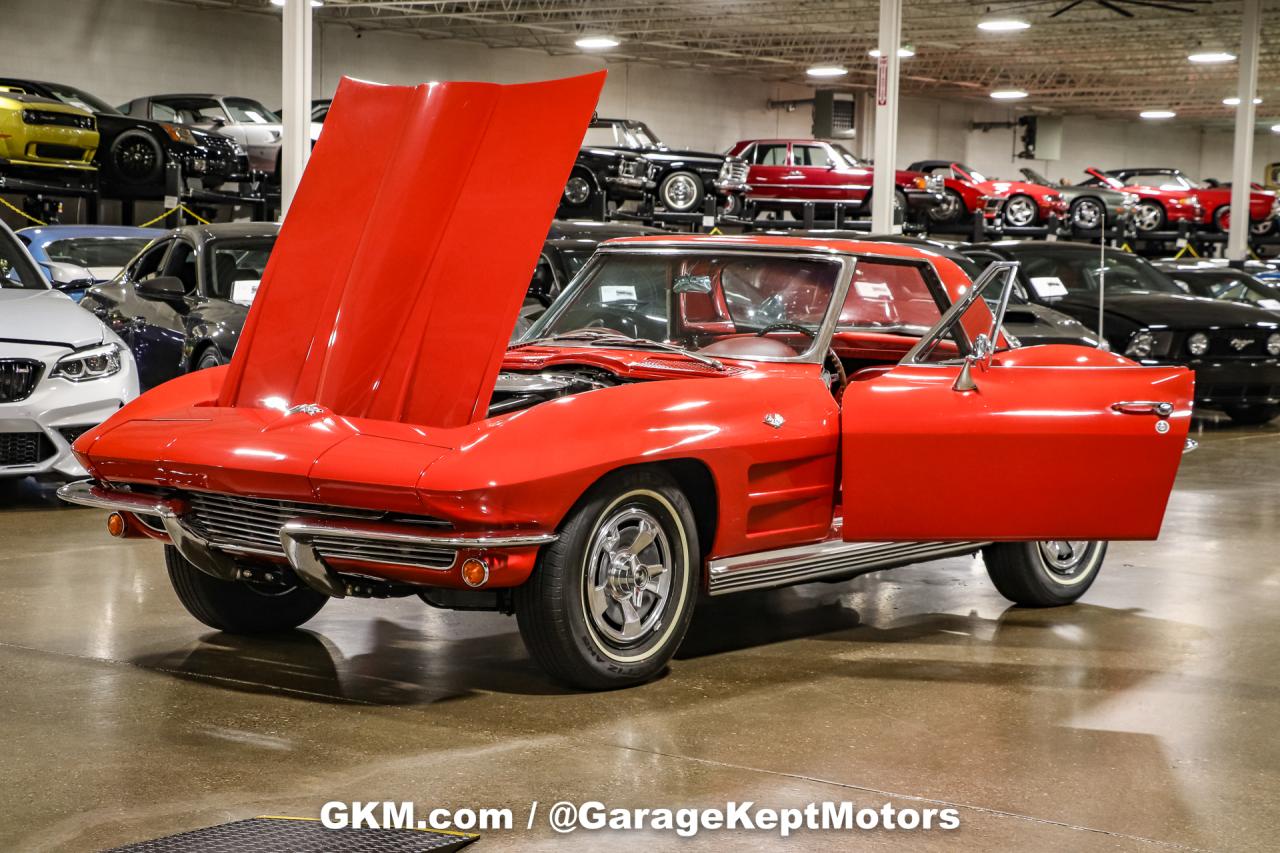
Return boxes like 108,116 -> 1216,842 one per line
195,346 -> 224,371
1002,194 -> 1038,227
658,170 -> 705,213
1070,197 -> 1106,231
983,540 -> 1107,607
165,545 -> 328,633
1133,200 -> 1166,232
514,469 -> 699,690
927,188 -> 966,224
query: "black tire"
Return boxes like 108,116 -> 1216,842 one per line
195,346 -> 224,371
927,188 -> 966,224
1133,200 -> 1166,233
657,170 -> 705,213
1225,404 -> 1279,425
514,469 -> 699,690
983,541 -> 1107,607
860,188 -> 910,221
108,129 -> 164,187
561,168 -> 597,213
165,545 -> 328,633
1002,193 -> 1038,227
1070,197 -> 1106,231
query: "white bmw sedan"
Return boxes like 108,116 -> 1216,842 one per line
0,221 -> 138,481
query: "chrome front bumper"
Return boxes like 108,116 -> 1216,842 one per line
57,480 -> 557,598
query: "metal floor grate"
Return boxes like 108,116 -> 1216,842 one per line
103,816 -> 478,852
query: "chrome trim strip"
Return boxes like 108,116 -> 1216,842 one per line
57,479 -> 177,517
707,537 -> 986,596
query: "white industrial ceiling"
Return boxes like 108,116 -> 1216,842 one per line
163,0 -> 1279,120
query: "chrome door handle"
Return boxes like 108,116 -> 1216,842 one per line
1112,400 -> 1173,417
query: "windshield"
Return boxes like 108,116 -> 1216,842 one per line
1017,249 -> 1183,297
1,230 -> 49,290
224,97 -> 279,124
1021,167 -> 1049,185
41,82 -> 116,115
1124,171 -> 1202,190
45,237 -> 152,268
1174,271 -> 1280,309
524,251 -> 843,360
958,163 -> 988,182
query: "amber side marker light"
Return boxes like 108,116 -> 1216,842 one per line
107,512 -> 126,537
461,558 -> 490,588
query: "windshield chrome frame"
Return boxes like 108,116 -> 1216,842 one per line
520,245 -> 856,365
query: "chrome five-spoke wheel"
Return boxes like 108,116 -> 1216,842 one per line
584,507 -> 673,646
1003,194 -> 1037,227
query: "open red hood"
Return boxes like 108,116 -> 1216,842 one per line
217,72 -> 605,428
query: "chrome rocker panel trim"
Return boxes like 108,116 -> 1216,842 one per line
708,537 -> 986,596
58,480 -> 558,597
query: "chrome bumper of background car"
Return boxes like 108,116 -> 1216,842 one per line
57,480 -> 558,597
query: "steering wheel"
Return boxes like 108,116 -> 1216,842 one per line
756,323 -> 847,391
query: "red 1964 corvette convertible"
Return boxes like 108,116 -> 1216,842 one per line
59,73 -> 1194,690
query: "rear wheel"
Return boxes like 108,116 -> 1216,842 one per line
1225,404 -> 1279,425
562,169 -> 597,212
515,469 -> 699,690
983,540 -> 1107,607
1214,206 -> 1232,232
165,545 -> 328,633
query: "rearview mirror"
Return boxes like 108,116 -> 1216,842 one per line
136,276 -> 187,303
43,261 -> 95,292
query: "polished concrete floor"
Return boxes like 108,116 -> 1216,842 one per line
1,416 -> 1278,852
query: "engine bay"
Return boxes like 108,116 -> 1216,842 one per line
487,369 -> 620,416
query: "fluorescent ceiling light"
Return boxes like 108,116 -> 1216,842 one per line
1272,124 -> 1280,133
575,35 -> 620,49
1140,109 -> 1177,119
806,65 -> 848,78
1188,51 -> 1236,63
1223,97 -> 1262,106
990,90 -> 1028,100
868,47 -> 915,58
270,0 -> 323,7
978,19 -> 1031,32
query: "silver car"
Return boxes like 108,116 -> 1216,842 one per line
119,93 -> 304,174
0,222 -> 138,480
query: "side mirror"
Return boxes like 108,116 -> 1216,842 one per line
136,275 -> 187,303
43,261 -> 95,292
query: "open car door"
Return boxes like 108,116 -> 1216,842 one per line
840,262 -> 1193,542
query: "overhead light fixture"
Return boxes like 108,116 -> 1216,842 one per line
806,65 -> 848,78
978,18 -> 1031,32
575,35 -> 620,49
1140,109 -> 1177,119
990,90 -> 1028,100
1272,124 -> 1280,133
1223,97 -> 1262,106
868,47 -> 915,58
1188,51 -> 1236,64
270,0 -> 323,7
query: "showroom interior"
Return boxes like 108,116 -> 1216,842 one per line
3,0 -> 1280,850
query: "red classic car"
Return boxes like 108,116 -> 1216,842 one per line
60,74 -> 1193,691
1102,167 -> 1278,233
908,160 -> 1066,228
1080,168 -> 1201,233
727,138 -> 941,219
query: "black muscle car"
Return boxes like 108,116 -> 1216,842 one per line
80,223 -> 276,389
0,78 -> 249,199
584,117 -> 749,215
965,241 -> 1280,424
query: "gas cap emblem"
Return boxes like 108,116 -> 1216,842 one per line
763,413 -> 785,429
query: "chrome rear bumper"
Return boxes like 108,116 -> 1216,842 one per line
57,480 -> 557,598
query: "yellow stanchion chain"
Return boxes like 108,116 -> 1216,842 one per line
137,203 -> 211,228
0,196 -> 47,226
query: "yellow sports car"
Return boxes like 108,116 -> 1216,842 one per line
0,89 -> 98,184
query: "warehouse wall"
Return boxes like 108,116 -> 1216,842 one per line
3,0 -> 1277,186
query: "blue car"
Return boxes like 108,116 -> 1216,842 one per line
17,225 -> 162,302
